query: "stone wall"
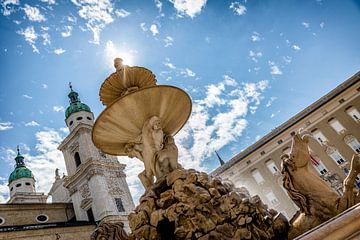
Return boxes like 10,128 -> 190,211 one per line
0,224 -> 95,240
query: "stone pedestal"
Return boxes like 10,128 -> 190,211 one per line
128,168 -> 289,240
295,203 -> 360,240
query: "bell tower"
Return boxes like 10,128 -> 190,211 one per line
58,84 -> 134,226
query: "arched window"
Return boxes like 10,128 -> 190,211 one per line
74,152 -> 81,167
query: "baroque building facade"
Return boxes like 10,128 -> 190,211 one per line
0,86 -> 134,240
212,71 -> 360,219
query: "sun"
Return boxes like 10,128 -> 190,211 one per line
105,40 -> 136,69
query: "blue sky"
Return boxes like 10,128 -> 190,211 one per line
0,0 -> 359,203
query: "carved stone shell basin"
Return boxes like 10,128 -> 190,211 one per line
100,66 -> 157,106
92,85 -> 192,156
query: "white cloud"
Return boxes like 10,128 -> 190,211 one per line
40,0 -> 56,4
42,83 -> 48,89
22,129 -> 67,197
249,50 -> 262,62
266,96 -> 277,107
42,32 -> 51,46
1,0 -> 19,16
155,0 -> 163,13
292,44 -> 301,51
25,121 -> 40,127
23,94 -> 33,99
71,0 -> 114,44
67,15 -> 77,23
0,179 -> 9,203
17,26 -> 39,53
283,56 -> 292,64
54,48 -> 66,55
140,22 -> 147,32
115,8 -> 130,18
150,24 -> 159,36
61,26 -> 73,37
320,22 -> 325,28
23,4 -> 46,22
53,105 -> 65,112
230,2 -> 246,16
251,31 -> 261,42
302,22 -> 310,28
0,122 -> 13,131
268,61 -> 282,75
164,36 -> 174,47
180,68 -> 196,77
163,58 -> 176,69
171,0 -> 207,18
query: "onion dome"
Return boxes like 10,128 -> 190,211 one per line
8,147 -> 34,184
65,83 -> 92,119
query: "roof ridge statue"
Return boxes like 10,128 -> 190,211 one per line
281,130 -> 360,239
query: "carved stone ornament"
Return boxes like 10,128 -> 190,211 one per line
87,169 -> 104,180
281,131 -> 360,239
79,183 -> 91,198
107,176 -> 125,196
91,220 -> 130,240
343,134 -> 355,144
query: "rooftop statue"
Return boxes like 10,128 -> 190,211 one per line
281,131 -> 360,239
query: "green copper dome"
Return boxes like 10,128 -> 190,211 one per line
65,83 -> 92,119
8,147 -> 34,184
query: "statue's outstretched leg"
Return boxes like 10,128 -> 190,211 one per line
341,154 -> 360,210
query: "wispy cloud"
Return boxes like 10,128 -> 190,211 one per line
249,50 -> 262,62
292,44 -> 301,51
320,22 -> 325,28
140,22 -> 147,32
251,31 -> 261,42
268,61 -> 282,75
1,0 -> 19,16
171,0 -> 207,18
0,122 -> 13,131
164,36 -> 174,47
25,121 -> 40,127
42,83 -> 48,89
302,22 -> 310,28
40,0 -> 56,4
115,8 -> 130,18
266,96 -> 277,107
17,26 -> 39,53
163,58 -> 176,69
23,94 -> 33,99
23,4 -> 46,22
71,0 -> 114,44
180,68 -> 196,77
54,48 -> 66,55
230,2 -> 246,16
61,26 -> 72,38
150,24 -> 159,36
53,105 -> 65,112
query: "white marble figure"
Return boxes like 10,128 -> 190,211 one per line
124,116 -> 180,189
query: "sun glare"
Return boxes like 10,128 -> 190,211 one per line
105,40 -> 136,69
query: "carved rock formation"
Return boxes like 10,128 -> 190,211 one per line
91,221 -> 131,240
128,168 -> 289,240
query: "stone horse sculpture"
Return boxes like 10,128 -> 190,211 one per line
281,131 -> 360,238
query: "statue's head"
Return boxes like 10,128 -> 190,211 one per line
114,58 -> 124,71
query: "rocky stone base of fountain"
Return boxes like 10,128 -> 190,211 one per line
128,168 -> 289,240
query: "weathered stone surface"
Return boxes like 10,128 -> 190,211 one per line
128,168 -> 289,239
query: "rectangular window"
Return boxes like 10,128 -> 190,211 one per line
251,169 -> 265,184
328,118 -> 346,134
329,150 -> 345,165
115,198 -> 125,212
310,155 -> 328,175
266,160 -> 279,174
312,130 -> 328,145
265,191 -> 279,205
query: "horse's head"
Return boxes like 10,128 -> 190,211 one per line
289,131 -> 311,168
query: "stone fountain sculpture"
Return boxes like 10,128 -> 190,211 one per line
281,131 -> 360,239
91,58 -> 290,239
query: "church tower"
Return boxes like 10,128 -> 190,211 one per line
58,84 -> 134,225
8,147 -> 47,203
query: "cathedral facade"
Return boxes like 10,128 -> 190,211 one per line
0,86 -> 134,240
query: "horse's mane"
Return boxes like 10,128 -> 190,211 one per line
281,159 -> 311,215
